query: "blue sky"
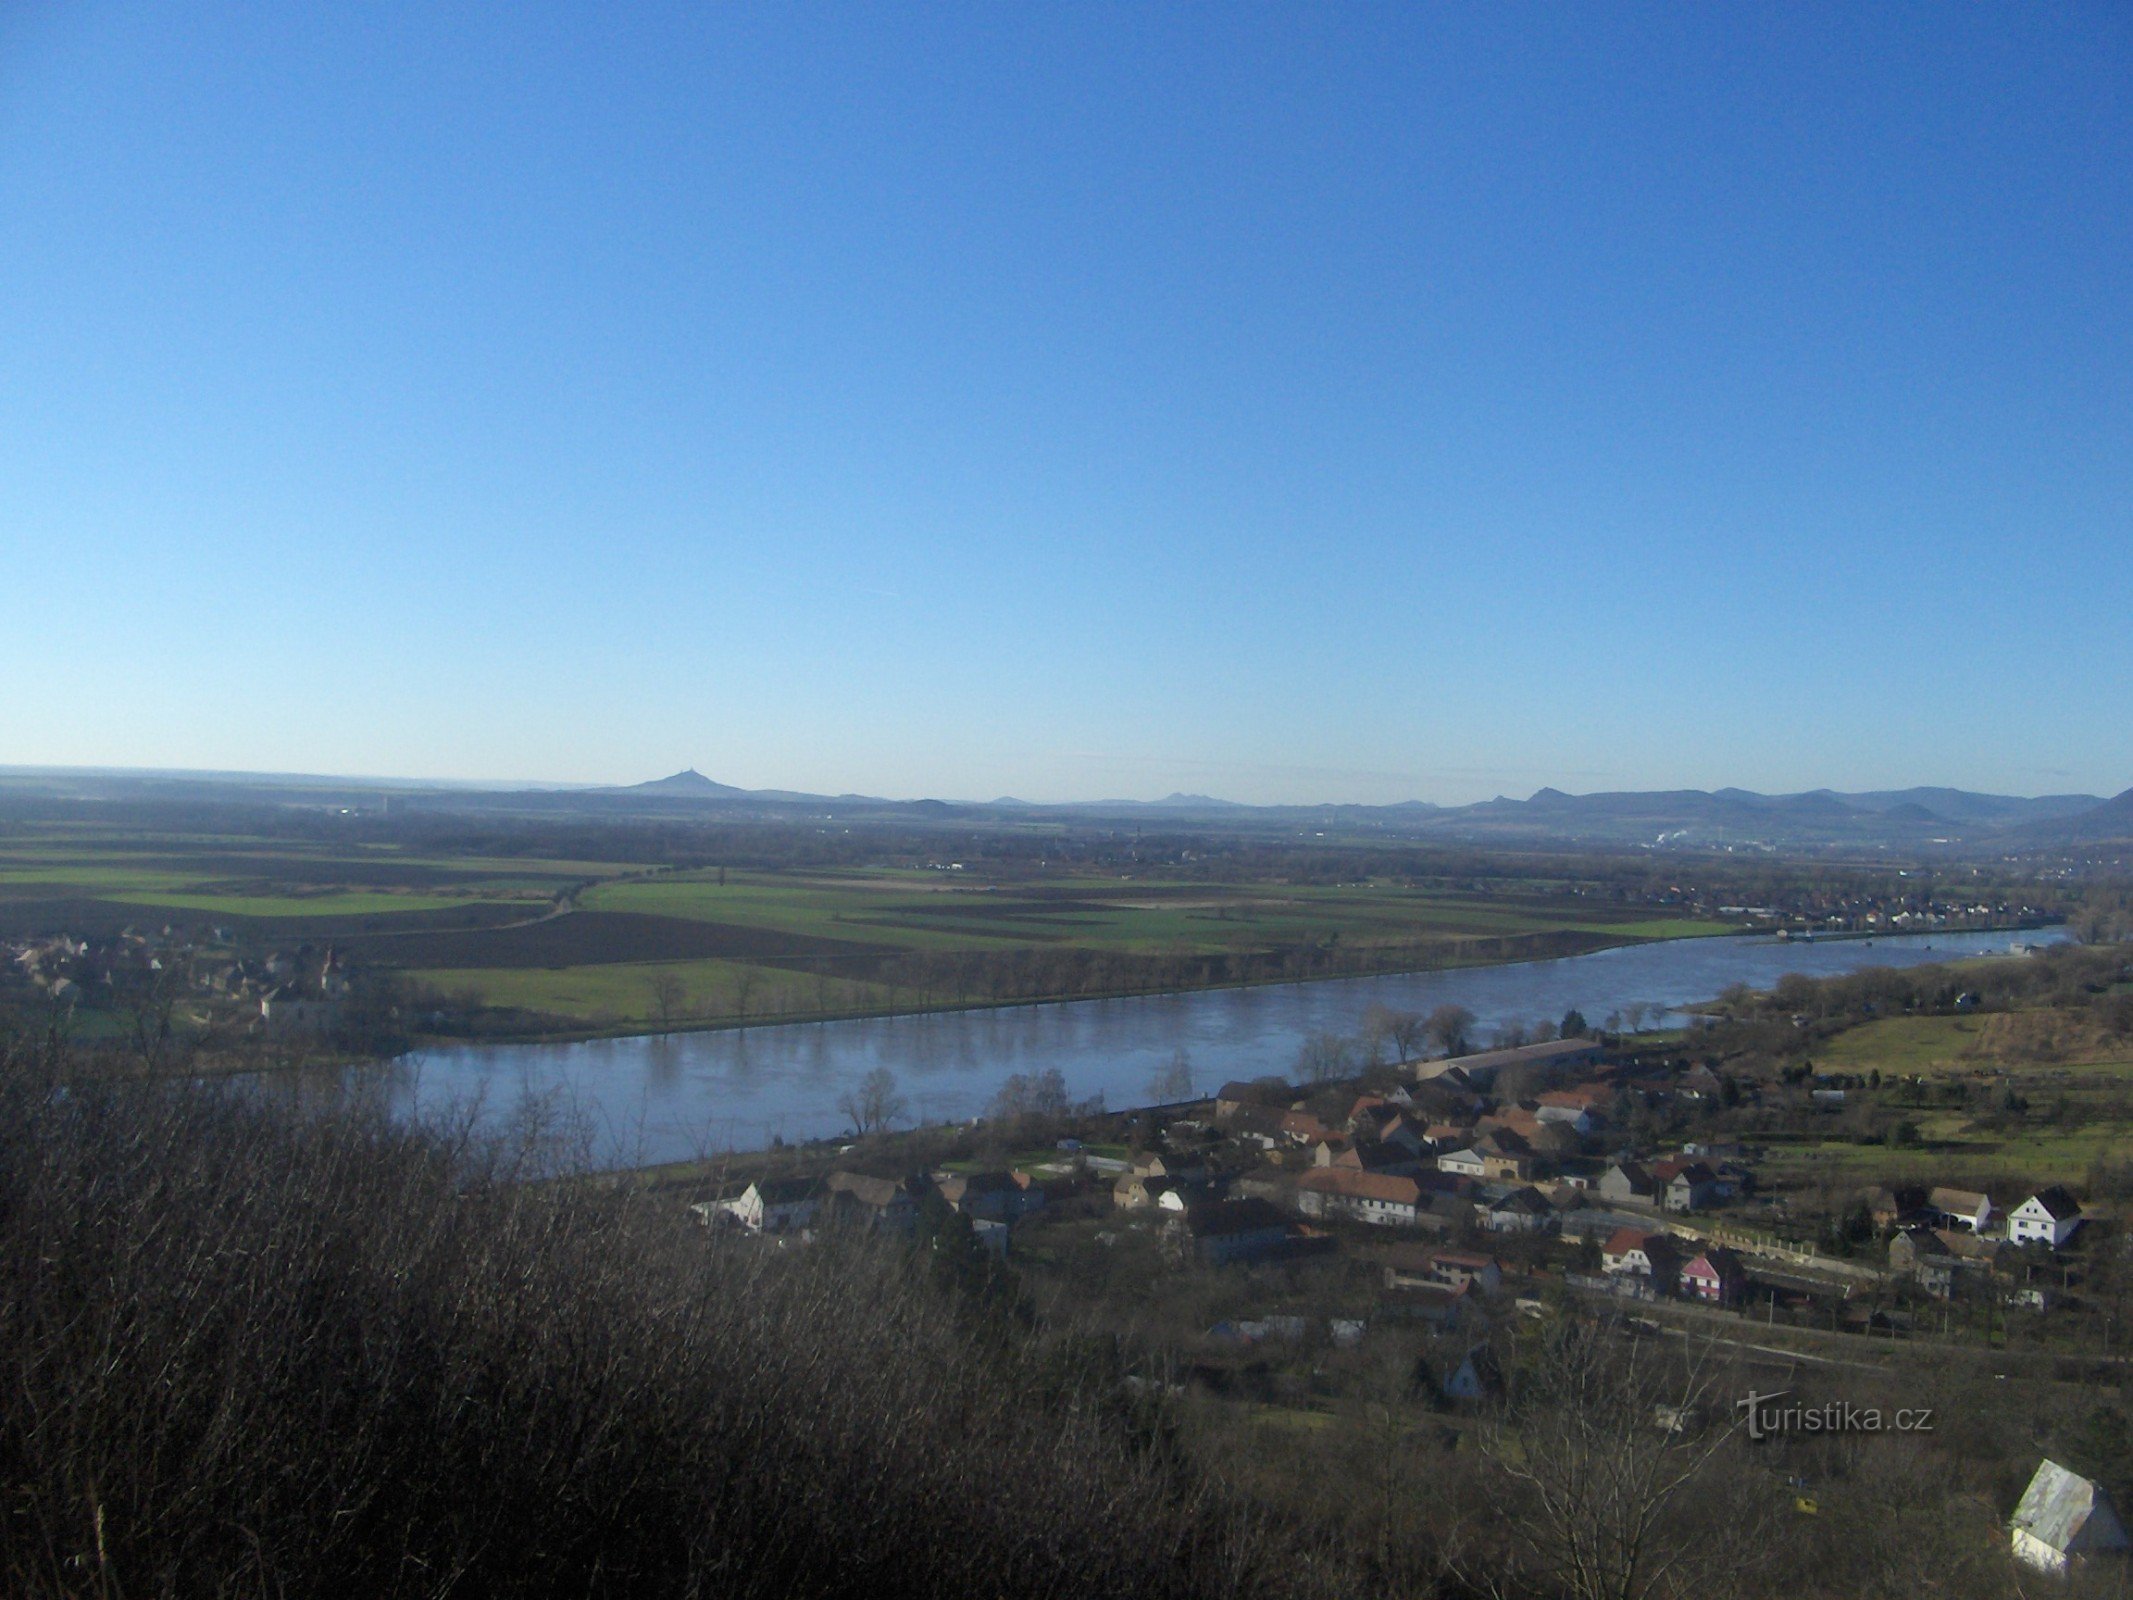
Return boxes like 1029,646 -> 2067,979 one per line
3,4 -> 2128,804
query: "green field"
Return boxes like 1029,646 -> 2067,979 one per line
578,869 -> 1728,958
0,825 -> 1733,1038
1758,1011 -> 2133,1189
1817,1013 -> 2133,1078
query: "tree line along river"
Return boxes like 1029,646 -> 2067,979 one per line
277,926 -> 2065,1168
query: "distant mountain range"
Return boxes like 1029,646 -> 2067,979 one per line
589,772 -> 2131,852
7,765 -> 2129,853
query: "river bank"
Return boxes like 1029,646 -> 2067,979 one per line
412,923 -> 1704,1049
267,925 -> 2068,1168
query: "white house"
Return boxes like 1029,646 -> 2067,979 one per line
721,1177 -> 821,1234
1602,1226 -> 1679,1281
1436,1148 -> 1488,1179
2011,1459 -> 2128,1574
1929,1186 -> 1993,1233
2009,1187 -> 2084,1249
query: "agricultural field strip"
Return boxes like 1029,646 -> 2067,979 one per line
1763,1014 -> 2133,1184
1819,1015 -> 2133,1077
406,959 -> 881,1022
584,873 -> 1718,953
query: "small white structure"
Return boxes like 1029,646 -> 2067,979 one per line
2010,1187 -> 2084,1250
2011,1459 -> 2127,1574
719,1177 -> 820,1235
1929,1186 -> 1993,1234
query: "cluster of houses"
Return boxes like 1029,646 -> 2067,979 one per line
1174,1037 -> 1752,1251
3,927 -> 350,1035
1875,1183 -> 2085,1303
698,1165 -> 1051,1257
1592,1227 -> 1749,1305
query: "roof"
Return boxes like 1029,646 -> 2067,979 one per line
749,1176 -> 821,1205
1683,1246 -> 1743,1277
1336,1142 -> 1409,1172
2012,1460 -> 2126,1557
1440,1037 -> 1604,1074
939,1171 -> 1020,1197
1538,1086 -> 1609,1110
1430,1249 -> 1499,1271
1184,1198 -> 1291,1237
1929,1186 -> 1990,1214
824,1171 -> 908,1208
1605,1226 -> 1669,1257
1299,1169 -> 1422,1205
1933,1227 -> 2003,1262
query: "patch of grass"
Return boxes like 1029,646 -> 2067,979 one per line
408,960 -> 890,1026
1817,1015 -> 1998,1075
1818,1014 -> 2133,1078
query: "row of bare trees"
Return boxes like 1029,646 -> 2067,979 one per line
0,1028 -> 1349,1600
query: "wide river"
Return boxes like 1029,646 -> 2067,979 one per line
313,926 -> 2063,1167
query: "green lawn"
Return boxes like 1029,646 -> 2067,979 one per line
1817,1014 -> 2133,1078
408,959 -> 889,1027
0,832 -> 634,927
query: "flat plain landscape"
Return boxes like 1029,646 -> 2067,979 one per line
0,819 -> 1729,1037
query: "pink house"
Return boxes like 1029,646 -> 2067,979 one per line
1679,1246 -> 1746,1305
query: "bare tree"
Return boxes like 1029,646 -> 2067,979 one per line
1295,1031 -> 1355,1083
647,972 -> 687,1033
1385,1007 -> 1428,1063
1425,1004 -> 1476,1058
990,1068 -> 1071,1124
836,1067 -> 907,1135
1146,1048 -> 1195,1104
1456,1322 -> 1763,1600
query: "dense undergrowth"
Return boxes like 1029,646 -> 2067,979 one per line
0,1030 -> 1340,1600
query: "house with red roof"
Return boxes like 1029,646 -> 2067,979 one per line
1679,1246 -> 1746,1305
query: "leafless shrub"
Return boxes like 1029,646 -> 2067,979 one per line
0,1030 -> 1325,1600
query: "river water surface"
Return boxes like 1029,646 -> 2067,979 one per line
320,927 -> 2063,1166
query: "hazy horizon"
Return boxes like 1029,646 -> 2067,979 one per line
1,759 -> 2118,812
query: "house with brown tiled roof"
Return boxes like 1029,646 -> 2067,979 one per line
1334,1141 -> 1424,1177
1296,1168 -> 1426,1227
1281,1108 -> 1337,1146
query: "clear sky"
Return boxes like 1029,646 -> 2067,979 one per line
3,4 -> 2128,805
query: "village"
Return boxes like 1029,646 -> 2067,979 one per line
690,1020 -> 2133,1579
699,1030 -> 2102,1334
1,926 -> 382,1044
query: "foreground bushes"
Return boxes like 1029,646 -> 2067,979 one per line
0,1042 -> 1326,1599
